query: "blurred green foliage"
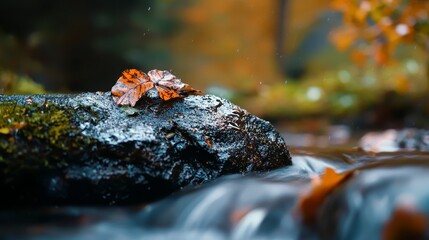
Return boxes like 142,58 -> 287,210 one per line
242,43 -> 428,121
0,69 -> 45,94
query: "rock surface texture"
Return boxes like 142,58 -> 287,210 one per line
0,91 -> 291,205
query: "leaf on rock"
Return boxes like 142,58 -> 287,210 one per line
111,69 -> 201,105
383,206 -> 428,240
148,69 -> 185,91
111,69 -> 154,107
299,167 -> 354,225
148,69 -> 182,100
148,69 -> 202,100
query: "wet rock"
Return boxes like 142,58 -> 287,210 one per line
0,91 -> 291,205
395,129 -> 429,151
359,128 -> 429,152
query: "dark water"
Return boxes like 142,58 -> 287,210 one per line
2,147 -> 429,239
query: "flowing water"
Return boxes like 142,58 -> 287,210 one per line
2,147 -> 429,239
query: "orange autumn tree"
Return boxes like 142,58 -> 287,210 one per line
330,0 -> 429,66
169,0 -> 284,92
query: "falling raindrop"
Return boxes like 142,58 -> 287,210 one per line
284,80 -> 288,84
236,49 -> 240,53
148,7 -> 151,11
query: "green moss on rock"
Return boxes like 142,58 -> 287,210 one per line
0,70 -> 46,94
0,101 -> 93,173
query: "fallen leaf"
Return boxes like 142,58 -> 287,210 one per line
383,206 -> 428,240
148,69 -> 186,91
230,207 -> 251,225
155,85 -> 181,101
299,167 -> 354,225
111,69 -> 201,105
111,69 -> 154,107
148,69 -> 201,100
178,84 -> 202,97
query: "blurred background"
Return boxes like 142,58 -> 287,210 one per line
1,0 -> 428,146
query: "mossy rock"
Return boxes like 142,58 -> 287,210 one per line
0,101 -> 93,171
0,92 -> 291,205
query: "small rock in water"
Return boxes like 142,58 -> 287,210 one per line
359,128 -> 429,152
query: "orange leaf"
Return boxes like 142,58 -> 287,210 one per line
155,85 -> 181,101
299,167 -> 354,225
111,69 -> 154,107
148,69 -> 185,91
178,85 -> 203,96
111,69 -> 202,106
382,207 -> 428,240
230,207 -> 251,225
149,69 -> 201,99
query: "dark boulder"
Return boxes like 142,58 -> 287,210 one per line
0,91 -> 291,205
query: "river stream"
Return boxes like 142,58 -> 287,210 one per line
2,146 -> 429,239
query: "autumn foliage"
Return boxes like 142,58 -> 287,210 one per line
330,0 -> 429,66
299,167 -> 354,224
111,69 -> 201,106
383,206 -> 428,240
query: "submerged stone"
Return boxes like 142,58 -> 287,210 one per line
0,92 -> 291,205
